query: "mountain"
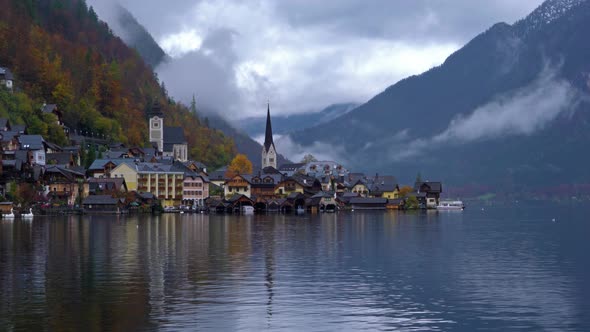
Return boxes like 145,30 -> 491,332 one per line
0,0 -> 234,168
238,103 -> 358,139
111,4 -> 168,68
290,0 -> 590,190
207,114 -> 291,168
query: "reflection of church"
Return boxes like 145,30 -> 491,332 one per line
148,102 -> 188,161
261,103 -> 277,169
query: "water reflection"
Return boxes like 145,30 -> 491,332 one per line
0,207 -> 589,331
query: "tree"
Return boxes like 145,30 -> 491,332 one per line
225,154 -> 253,178
300,154 -> 318,164
405,196 -> 419,210
399,186 -> 414,198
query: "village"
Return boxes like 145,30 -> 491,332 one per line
0,66 -> 443,217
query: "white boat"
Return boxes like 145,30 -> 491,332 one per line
241,206 -> 254,214
436,201 -> 465,210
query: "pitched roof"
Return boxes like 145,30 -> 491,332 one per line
0,118 -> 9,129
279,163 -> 305,171
0,67 -> 14,80
42,104 -> 58,114
263,103 -> 275,152
414,181 -> 443,193
88,158 -> 134,171
46,152 -> 73,165
88,178 -> 127,192
11,124 -> 25,134
163,126 -> 186,145
18,135 -> 44,150
82,195 -> 119,205
0,131 -> 19,142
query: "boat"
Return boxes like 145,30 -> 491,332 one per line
241,206 -> 254,215
436,200 -> 465,210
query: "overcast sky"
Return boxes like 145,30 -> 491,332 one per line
89,0 -> 545,119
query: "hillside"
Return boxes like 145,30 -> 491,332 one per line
0,0 -> 234,168
290,0 -> 590,189
238,103 -> 358,138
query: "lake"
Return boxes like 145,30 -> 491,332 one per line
1,204 -> 589,331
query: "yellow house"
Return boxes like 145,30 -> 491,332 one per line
111,162 -> 138,191
136,163 -> 185,207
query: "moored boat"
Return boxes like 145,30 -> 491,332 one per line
436,200 -> 465,210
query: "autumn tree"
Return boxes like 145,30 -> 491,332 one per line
225,154 -> 253,178
398,186 -> 414,198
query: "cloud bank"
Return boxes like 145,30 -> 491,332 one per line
88,0 -> 544,119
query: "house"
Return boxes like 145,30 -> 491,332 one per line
369,182 -> 400,199
0,131 -> 19,151
0,67 -> 14,91
250,173 -> 282,199
136,162 -> 185,207
46,152 -> 74,167
183,172 -> 210,207
208,167 -> 228,188
82,195 -> 121,214
41,104 -> 64,126
110,162 -> 138,191
414,181 -> 443,209
87,177 -> 128,195
278,163 -> 305,176
350,179 -> 369,197
88,158 -> 134,178
43,165 -> 88,205
0,118 -> 11,131
224,174 -> 252,198
304,161 -> 348,178
350,197 -> 388,210
309,191 -> 338,212
274,174 -> 321,196
18,135 -> 46,165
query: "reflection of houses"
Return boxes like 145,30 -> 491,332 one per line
414,181 -> 442,209
350,197 -> 388,210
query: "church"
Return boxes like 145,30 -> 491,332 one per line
261,103 -> 277,169
148,102 -> 188,161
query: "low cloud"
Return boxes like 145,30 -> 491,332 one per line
275,135 -> 351,166
385,65 -> 582,162
434,66 -> 579,143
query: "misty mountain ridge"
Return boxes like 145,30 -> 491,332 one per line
290,0 -> 590,188
238,103 -> 358,138
112,4 -> 168,68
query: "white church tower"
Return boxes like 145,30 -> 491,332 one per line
148,101 -> 164,152
261,103 -> 277,169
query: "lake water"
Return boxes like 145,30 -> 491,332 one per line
1,204 -> 589,331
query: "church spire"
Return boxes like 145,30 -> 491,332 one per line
264,102 -> 274,152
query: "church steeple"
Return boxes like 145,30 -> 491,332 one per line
264,102 -> 274,152
262,102 -> 277,169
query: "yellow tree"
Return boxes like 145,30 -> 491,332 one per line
225,154 -> 253,178
398,186 -> 414,198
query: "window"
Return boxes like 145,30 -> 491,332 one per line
269,158 -> 274,163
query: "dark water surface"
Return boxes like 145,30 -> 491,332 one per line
1,205 -> 589,331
